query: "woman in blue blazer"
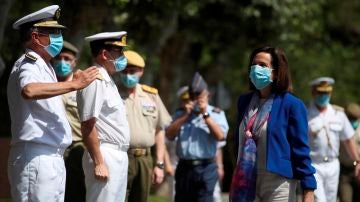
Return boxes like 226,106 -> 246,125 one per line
230,46 -> 316,202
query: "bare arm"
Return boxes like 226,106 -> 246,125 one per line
215,148 -> 224,181
342,138 -> 360,180
204,116 -> 225,141
81,117 -> 108,181
343,138 -> 360,162
166,102 -> 193,140
22,66 -> 98,100
197,95 -> 225,141
153,129 -> 166,184
164,148 -> 175,176
302,190 -> 314,202
165,113 -> 189,140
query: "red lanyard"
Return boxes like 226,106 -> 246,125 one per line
245,111 -> 269,139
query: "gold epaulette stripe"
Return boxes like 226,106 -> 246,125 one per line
25,53 -> 37,62
141,84 -> 158,94
96,74 -> 104,80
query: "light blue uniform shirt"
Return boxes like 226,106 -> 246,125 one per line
173,105 -> 229,159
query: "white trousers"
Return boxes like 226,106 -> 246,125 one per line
83,145 -> 128,202
8,142 -> 66,202
255,171 -> 297,202
313,159 -> 340,202
213,180 -> 222,202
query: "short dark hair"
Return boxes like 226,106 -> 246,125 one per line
19,25 -> 34,42
89,40 -> 123,57
248,46 -> 292,93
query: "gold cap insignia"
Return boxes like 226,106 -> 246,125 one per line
121,35 -> 126,45
55,8 -> 61,20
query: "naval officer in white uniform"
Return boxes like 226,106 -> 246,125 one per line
7,5 -> 98,202
307,77 -> 360,202
77,32 -> 130,202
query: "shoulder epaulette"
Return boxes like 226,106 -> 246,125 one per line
212,107 -> 222,113
96,74 -> 104,81
332,104 -> 344,112
142,84 -> 158,94
24,53 -> 37,62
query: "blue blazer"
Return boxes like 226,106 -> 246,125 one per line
234,92 -> 316,190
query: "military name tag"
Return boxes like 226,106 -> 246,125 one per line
142,101 -> 156,113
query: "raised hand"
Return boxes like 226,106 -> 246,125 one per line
72,66 -> 99,89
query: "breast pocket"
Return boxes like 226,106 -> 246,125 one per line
329,121 -> 343,132
309,118 -> 324,135
105,99 -> 122,114
142,105 -> 158,118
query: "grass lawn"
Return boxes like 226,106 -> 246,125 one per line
149,195 -> 171,202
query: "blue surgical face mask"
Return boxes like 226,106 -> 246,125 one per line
315,94 -> 330,107
39,34 -> 63,57
120,74 -> 139,88
249,64 -> 273,90
112,55 -> 127,72
54,60 -> 72,77
351,120 -> 359,129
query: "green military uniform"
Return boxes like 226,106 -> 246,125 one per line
54,41 -> 86,202
339,103 -> 360,202
62,91 -> 86,202
62,91 -> 82,143
121,84 -> 172,202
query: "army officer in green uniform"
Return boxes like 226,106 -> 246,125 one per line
117,50 -> 172,202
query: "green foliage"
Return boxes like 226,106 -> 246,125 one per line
0,1 -> 360,192
1,0 -> 359,133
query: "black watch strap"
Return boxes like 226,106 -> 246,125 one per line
156,162 -> 165,169
202,112 -> 210,119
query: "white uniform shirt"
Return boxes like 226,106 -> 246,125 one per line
307,102 -> 354,160
7,49 -> 72,148
77,65 -> 129,146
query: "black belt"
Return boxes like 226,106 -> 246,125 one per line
179,158 -> 214,166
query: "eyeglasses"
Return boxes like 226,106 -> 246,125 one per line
108,47 -> 124,54
33,28 -> 62,35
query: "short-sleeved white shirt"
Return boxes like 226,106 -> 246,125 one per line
7,49 -> 72,148
77,65 -> 129,146
307,102 -> 354,160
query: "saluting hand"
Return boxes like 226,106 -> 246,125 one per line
197,97 -> 208,114
94,163 -> 109,181
72,66 -> 99,89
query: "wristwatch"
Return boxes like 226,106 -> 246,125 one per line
202,112 -> 210,119
156,161 -> 165,169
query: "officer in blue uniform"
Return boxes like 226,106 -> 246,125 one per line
166,72 -> 229,202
